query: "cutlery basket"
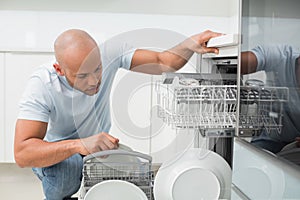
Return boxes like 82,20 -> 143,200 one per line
79,150 -> 154,200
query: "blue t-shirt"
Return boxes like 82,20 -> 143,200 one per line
18,42 -> 136,142
252,44 -> 300,142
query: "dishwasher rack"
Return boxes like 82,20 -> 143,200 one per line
156,75 -> 289,136
79,150 -> 154,200
157,84 -> 238,129
239,86 -> 289,135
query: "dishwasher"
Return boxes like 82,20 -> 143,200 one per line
154,34 -> 289,199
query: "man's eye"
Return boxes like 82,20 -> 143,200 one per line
95,67 -> 102,73
77,75 -> 87,79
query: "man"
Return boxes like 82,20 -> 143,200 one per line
14,29 -> 221,199
241,44 -> 300,156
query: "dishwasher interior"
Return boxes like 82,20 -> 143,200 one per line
155,40 -> 289,167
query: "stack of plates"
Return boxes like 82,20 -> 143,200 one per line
84,180 -> 148,200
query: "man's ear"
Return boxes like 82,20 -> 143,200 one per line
53,63 -> 64,76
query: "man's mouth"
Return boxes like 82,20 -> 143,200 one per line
86,83 -> 100,93
86,86 -> 98,92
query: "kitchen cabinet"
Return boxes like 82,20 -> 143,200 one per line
0,53 -> 5,161
2,52 -> 54,162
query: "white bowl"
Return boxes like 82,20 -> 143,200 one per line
84,180 -> 148,200
154,148 -> 232,200
179,78 -> 199,86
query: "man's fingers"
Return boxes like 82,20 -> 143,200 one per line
98,132 -> 119,150
200,30 -> 223,43
203,47 -> 219,54
103,132 -> 119,144
103,139 -> 118,150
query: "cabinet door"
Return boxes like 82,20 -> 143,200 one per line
4,52 -> 54,162
0,53 -> 5,162
109,69 -> 151,154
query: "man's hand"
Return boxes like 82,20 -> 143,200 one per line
189,30 -> 223,54
79,132 -> 119,155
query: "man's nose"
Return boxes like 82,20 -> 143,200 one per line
88,74 -> 98,85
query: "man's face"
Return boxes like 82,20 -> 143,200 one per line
61,48 -> 102,96
65,62 -> 102,96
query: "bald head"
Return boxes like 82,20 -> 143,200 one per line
54,29 -> 99,70
53,29 -> 102,95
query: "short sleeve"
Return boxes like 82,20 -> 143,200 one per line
100,41 -> 136,71
251,45 -> 267,72
120,43 -> 136,70
18,76 -> 52,122
251,44 -> 289,73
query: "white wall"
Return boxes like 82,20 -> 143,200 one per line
0,0 -> 236,17
0,11 -> 235,52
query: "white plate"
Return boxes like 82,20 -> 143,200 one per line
84,180 -> 148,200
88,144 -> 141,178
171,167 -> 220,200
90,143 -> 140,163
154,148 -> 232,200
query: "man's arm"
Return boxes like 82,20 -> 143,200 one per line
241,51 -> 258,74
130,30 -> 222,74
14,119 -> 119,168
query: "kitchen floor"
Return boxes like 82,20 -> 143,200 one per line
0,163 -> 44,199
0,163 -> 81,200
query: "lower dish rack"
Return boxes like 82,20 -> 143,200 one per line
79,150 -> 154,200
156,75 -> 289,136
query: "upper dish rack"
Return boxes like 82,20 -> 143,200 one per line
156,73 -> 289,136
